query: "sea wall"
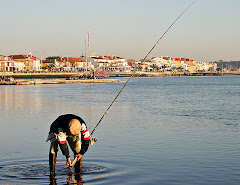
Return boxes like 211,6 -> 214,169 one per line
1,71 -> 240,79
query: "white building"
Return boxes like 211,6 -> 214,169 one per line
91,55 -> 133,72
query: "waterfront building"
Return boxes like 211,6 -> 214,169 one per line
0,56 -> 25,72
63,57 -> 88,71
151,56 -> 217,73
42,57 -> 87,72
139,62 -> 149,72
151,56 -> 173,71
0,55 -> 9,71
127,60 -> 140,71
0,58 -> 14,72
8,54 -> 41,71
1,52 -> 218,73
42,58 -> 63,71
12,59 -> 25,71
90,55 -> 133,72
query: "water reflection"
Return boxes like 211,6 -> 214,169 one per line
0,159 -> 110,185
49,173 -> 83,185
1,77 -> 240,184
0,85 -> 96,121
0,86 -> 43,114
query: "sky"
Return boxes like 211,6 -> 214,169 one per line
0,0 -> 240,62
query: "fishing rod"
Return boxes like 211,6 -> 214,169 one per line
68,3 -> 195,174
67,157 -> 78,175
141,2 -> 194,63
90,2 -> 194,138
89,2 -> 194,139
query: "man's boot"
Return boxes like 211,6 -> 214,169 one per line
75,173 -> 83,184
74,155 -> 82,174
49,153 -> 57,176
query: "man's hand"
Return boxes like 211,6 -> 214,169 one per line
74,153 -> 83,161
66,157 -> 71,168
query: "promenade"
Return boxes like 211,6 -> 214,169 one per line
1,71 -> 239,85
2,71 -> 240,78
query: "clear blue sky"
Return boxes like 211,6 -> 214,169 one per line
1,0 -> 239,62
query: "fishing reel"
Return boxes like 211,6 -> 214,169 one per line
90,137 -> 98,145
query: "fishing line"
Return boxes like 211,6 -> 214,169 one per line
68,2 -> 195,173
90,2 -> 195,137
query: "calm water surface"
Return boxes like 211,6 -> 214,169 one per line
0,76 -> 240,185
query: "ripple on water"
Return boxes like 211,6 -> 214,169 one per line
0,159 -> 123,184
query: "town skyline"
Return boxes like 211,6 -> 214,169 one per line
0,53 -> 219,74
1,0 -> 240,62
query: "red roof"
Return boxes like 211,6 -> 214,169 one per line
42,59 -> 58,64
163,57 -> 171,60
9,54 -> 39,60
9,55 -> 27,60
64,57 -> 86,63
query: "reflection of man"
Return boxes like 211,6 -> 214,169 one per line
67,173 -> 83,185
46,114 -> 91,175
49,172 -> 83,185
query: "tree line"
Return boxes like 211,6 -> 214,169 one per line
215,60 -> 240,71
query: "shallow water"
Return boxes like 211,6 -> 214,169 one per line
0,76 -> 240,184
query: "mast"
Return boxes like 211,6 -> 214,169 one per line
88,32 -> 91,77
2,58 -> 6,80
85,39 -> 87,78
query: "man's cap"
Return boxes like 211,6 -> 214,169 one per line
68,119 -> 81,135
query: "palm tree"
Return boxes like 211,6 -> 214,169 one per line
136,66 -> 143,71
48,64 -> 55,72
150,64 -> 156,72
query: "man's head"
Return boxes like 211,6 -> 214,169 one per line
67,119 -> 81,135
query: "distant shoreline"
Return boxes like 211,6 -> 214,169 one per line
0,71 -> 239,85
0,78 -> 120,85
1,71 -> 240,79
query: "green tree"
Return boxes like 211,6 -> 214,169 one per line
216,67 -> 222,72
177,66 -> 183,71
47,64 -> 55,72
150,64 -> 158,72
